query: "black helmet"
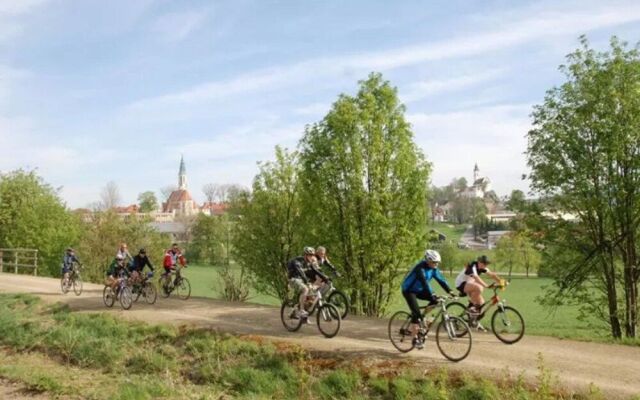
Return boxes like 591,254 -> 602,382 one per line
478,255 -> 491,264
139,248 -> 146,254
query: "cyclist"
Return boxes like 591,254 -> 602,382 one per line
106,254 -> 128,291
312,246 -> 341,294
401,249 -> 455,349
454,255 -> 504,327
117,242 -> 133,265
286,246 -> 317,319
130,248 -> 154,285
61,247 -> 80,287
162,243 -> 185,288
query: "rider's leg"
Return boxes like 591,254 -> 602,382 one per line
464,281 -> 484,309
402,291 -> 422,339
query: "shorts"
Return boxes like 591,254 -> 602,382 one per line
289,278 -> 307,292
456,282 -> 467,296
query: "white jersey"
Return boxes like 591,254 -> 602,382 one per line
455,263 -> 490,288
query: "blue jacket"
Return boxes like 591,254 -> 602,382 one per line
401,260 -> 451,296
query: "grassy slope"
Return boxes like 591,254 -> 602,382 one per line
0,294 -> 608,400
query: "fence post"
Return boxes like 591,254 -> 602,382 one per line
14,251 -> 18,273
34,250 -> 38,276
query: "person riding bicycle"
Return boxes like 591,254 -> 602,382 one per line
162,243 -> 186,287
312,246 -> 341,293
401,249 -> 455,349
106,254 -> 128,291
287,246 -> 318,320
454,255 -> 504,328
117,242 -> 133,265
129,248 -> 154,285
61,247 -> 80,286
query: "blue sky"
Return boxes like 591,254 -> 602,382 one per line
1,0 -> 639,208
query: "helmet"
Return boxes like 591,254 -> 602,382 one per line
303,246 -> 315,255
66,247 -> 74,252
424,249 -> 441,263
478,255 -> 491,264
139,248 -> 146,254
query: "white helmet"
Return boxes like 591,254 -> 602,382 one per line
424,249 -> 441,263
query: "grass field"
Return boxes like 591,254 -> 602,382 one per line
0,294 -> 608,399
182,264 -> 619,342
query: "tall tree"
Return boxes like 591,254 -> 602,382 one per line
0,170 -> 81,276
100,181 -> 121,210
299,73 -> 431,317
137,191 -> 158,212
527,36 -> 640,338
159,185 -> 177,203
231,147 -> 304,299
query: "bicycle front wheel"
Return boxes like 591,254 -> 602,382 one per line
60,277 -> 69,294
143,282 -> 157,305
327,290 -> 349,319
280,299 -> 303,332
435,316 -> 472,362
317,303 -> 341,338
72,276 -> 83,296
119,286 -> 133,310
491,306 -> 525,344
176,278 -> 191,300
388,311 -> 415,353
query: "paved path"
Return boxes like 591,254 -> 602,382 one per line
0,273 -> 639,399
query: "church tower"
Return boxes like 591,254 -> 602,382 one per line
473,163 -> 479,182
178,155 -> 187,190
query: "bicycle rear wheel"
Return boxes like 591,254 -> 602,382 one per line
445,301 -> 470,337
327,290 -> 349,319
103,286 -> 115,308
280,299 -> 303,332
176,277 -> 191,300
435,316 -> 472,362
491,306 -> 525,344
72,276 -> 83,296
317,303 -> 341,338
119,286 -> 133,310
159,277 -> 171,298
388,311 -> 415,353
60,277 -> 69,294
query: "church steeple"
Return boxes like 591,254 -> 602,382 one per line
473,163 -> 479,182
178,155 -> 187,190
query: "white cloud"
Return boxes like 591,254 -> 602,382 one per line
293,102 -> 329,117
126,1 -> 640,115
408,104 -> 532,195
152,9 -> 209,42
0,0 -> 49,42
401,68 -> 506,103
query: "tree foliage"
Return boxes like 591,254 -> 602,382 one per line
0,170 -> 81,276
231,147 -> 304,299
100,181 -> 120,210
494,232 -> 541,277
298,73 -> 431,316
137,191 -> 158,212
188,214 -> 225,265
527,36 -> 640,338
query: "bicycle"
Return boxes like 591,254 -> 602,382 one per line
388,296 -> 472,362
159,266 -> 191,300
61,262 -> 83,296
280,283 -> 341,338
308,276 -> 350,320
103,270 -> 133,310
132,271 -> 157,305
446,282 -> 525,344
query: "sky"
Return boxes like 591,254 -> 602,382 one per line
1,0 -> 639,208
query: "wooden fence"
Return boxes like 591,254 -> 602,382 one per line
0,248 -> 38,276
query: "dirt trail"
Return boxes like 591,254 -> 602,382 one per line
0,273 -> 638,398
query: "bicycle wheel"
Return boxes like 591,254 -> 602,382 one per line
60,277 -> 69,294
327,290 -> 349,319
491,306 -> 525,344
143,282 -> 157,305
119,286 -> 133,310
159,277 -> 171,298
388,311 -> 415,353
317,303 -> 341,338
176,277 -> 191,300
133,285 -> 142,302
280,299 -> 303,332
103,286 -> 115,308
445,301 -> 471,337
72,275 -> 83,296
435,316 -> 472,362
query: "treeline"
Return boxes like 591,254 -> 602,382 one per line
0,170 -> 170,282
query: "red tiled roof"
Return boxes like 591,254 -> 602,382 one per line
201,202 -> 228,215
114,204 -> 140,213
163,190 -> 194,212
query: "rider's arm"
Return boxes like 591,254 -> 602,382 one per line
146,258 -> 155,271
323,259 -> 339,276
485,269 -> 502,284
434,268 -> 454,295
